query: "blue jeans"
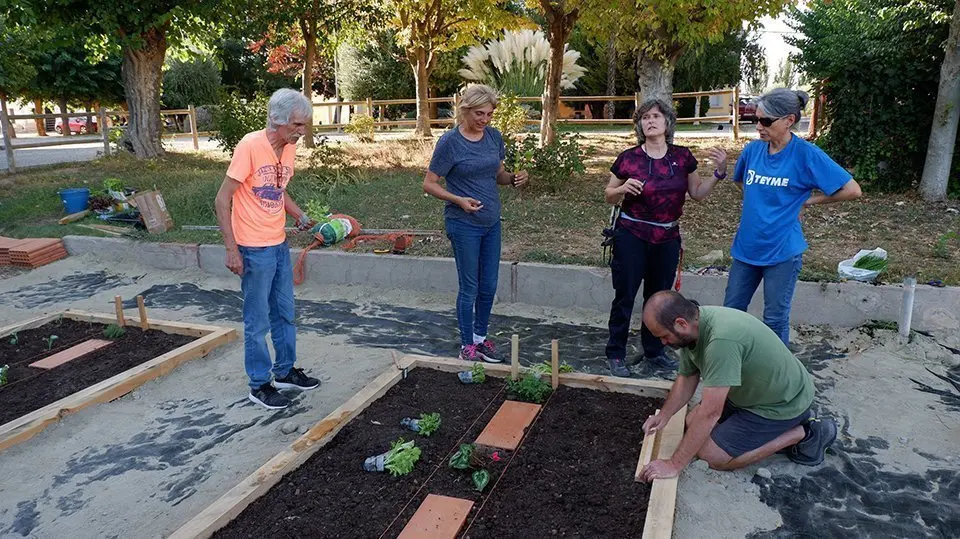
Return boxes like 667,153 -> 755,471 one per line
239,242 -> 297,389
446,218 -> 501,347
723,255 -> 803,345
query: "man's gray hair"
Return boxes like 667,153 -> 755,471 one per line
267,88 -> 312,130
633,98 -> 677,144
756,88 -> 810,127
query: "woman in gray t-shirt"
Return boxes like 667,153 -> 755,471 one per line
423,84 -> 529,363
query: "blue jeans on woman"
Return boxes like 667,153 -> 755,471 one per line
239,242 -> 297,389
446,218 -> 501,347
723,255 -> 803,345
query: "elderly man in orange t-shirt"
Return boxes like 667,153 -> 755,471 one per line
214,88 -> 320,410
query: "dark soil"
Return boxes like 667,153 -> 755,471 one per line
0,318 -> 194,425
213,368 -> 661,539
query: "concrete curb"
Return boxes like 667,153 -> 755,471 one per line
62,236 -> 960,331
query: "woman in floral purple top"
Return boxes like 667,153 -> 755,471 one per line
603,98 -> 728,377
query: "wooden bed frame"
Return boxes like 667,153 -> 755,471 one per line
0,309 -> 237,452
170,353 -> 686,539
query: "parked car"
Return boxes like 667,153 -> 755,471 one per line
737,96 -> 759,123
55,116 -> 98,134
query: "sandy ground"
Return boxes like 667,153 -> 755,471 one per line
0,255 -> 956,538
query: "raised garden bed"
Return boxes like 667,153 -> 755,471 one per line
171,355 -> 685,539
0,309 -> 236,452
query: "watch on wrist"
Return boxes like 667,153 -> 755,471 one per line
713,169 -> 727,180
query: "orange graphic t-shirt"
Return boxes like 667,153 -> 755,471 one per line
226,130 -> 295,247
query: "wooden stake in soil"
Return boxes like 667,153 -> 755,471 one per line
114,296 -> 125,327
136,295 -> 149,330
551,339 -> 559,389
511,334 -> 519,381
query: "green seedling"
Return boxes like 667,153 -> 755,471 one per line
853,254 -> 888,272
416,412 -> 441,437
45,335 -> 59,351
103,324 -> 126,339
471,362 -> 486,384
532,361 -> 574,375
472,469 -> 491,492
507,371 -> 553,404
384,438 -> 421,477
0,364 -> 8,386
8,332 -> 18,346
449,443 -> 482,470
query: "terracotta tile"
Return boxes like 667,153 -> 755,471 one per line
397,494 -> 474,539
475,400 -> 542,450
30,339 -> 114,369
11,238 -> 60,255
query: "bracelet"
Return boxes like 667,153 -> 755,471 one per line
713,169 -> 727,180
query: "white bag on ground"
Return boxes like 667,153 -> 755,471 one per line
838,248 -> 887,282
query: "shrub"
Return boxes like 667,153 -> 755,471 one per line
491,94 -> 528,137
505,132 -> 587,194
212,93 -> 269,155
345,113 -> 375,142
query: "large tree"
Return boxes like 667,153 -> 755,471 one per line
582,0 -> 787,104
7,1 -> 230,157
920,0 -> 960,201
0,16 -> 37,140
535,0 -> 580,145
387,0 -> 523,137
242,0 -> 380,147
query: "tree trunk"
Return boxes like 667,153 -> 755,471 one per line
920,0 -> 960,201
540,3 -> 578,146
636,53 -> 677,105
693,91 -> 701,125
58,98 -> 71,137
300,17 -> 317,148
0,93 -> 15,140
412,47 -> 432,138
605,36 -> 616,120
34,99 -> 46,136
85,104 -> 94,134
120,26 -> 167,157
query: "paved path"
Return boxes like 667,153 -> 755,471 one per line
0,136 -> 222,172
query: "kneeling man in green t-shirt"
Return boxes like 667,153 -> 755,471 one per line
638,291 -> 836,481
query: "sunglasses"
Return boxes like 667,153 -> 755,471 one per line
757,115 -> 787,127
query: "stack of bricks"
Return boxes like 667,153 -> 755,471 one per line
0,237 -> 68,268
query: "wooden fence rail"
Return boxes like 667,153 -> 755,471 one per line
3,88 -> 740,173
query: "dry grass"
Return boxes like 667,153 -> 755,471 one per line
1,133 -> 958,284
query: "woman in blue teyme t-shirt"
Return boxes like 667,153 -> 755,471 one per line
724,88 -> 862,345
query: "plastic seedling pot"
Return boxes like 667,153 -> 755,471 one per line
400,417 -> 421,433
458,371 -> 475,383
363,452 -> 388,472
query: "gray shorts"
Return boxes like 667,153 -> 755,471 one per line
710,401 -> 811,457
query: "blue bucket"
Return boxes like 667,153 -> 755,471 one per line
60,188 -> 90,214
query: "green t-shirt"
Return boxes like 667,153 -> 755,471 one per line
678,306 -> 814,420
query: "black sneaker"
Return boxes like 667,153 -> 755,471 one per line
608,357 -> 631,377
249,383 -> 292,410
644,353 -> 678,370
787,417 -> 837,466
476,339 -> 503,363
274,367 -> 321,390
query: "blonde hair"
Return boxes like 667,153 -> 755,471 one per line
457,84 -> 499,122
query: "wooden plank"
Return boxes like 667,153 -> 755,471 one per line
63,310 -> 224,337
0,327 -> 236,453
0,313 -> 61,338
634,409 -> 662,481
29,339 -> 114,369
168,364 -> 407,539
403,355 -> 672,397
59,210 -> 91,224
641,406 -> 686,539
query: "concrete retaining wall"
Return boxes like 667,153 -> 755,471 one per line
63,236 -> 960,331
